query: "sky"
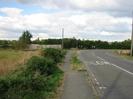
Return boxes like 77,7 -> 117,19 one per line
0,0 -> 132,41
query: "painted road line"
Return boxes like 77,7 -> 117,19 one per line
84,57 -> 105,96
90,70 -> 105,93
99,87 -> 106,90
97,56 -> 105,61
111,63 -> 133,76
97,56 -> 133,76
96,61 -> 101,65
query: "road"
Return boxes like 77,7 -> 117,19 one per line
79,50 -> 133,99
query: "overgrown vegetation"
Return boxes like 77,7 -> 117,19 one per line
71,50 -> 85,71
0,48 -> 66,99
42,48 -> 66,63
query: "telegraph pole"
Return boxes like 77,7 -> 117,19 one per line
131,11 -> 133,56
62,28 -> 64,49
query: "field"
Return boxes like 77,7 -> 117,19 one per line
0,49 -> 39,75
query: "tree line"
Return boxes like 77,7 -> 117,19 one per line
32,38 -> 131,49
0,30 -> 32,49
0,30 -> 131,49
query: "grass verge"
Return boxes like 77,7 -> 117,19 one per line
114,50 -> 133,60
119,54 -> 133,60
71,50 -> 85,71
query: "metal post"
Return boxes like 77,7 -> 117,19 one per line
131,11 -> 133,56
62,28 -> 64,49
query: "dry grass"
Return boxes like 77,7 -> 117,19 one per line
0,49 -> 40,75
114,50 -> 133,60
115,50 -> 130,55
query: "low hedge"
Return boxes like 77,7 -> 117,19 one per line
0,48 -> 66,99
41,48 -> 66,63
26,56 -> 60,75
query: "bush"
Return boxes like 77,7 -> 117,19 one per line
0,77 -> 10,98
26,56 -> 61,75
0,55 -> 64,99
5,72 -> 48,99
42,48 -> 66,63
0,48 -> 66,99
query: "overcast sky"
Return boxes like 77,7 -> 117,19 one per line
0,0 -> 132,41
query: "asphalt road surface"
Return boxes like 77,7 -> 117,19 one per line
79,50 -> 133,99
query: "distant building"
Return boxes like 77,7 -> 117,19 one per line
29,44 -> 61,50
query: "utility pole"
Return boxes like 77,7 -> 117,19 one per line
131,11 -> 133,56
62,28 -> 64,49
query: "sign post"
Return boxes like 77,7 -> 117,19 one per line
62,28 -> 64,49
131,11 -> 133,56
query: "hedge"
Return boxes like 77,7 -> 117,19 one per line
0,48 -> 66,99
41,48 -> 66,63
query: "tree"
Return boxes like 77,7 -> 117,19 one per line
0,40 -> 10,48
19,30 -> 32,49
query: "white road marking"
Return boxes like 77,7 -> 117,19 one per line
97,56 -> 105,61
104,61 -> 110,65
96,81 -> 100,85
111,63 -> 133,76
96,61 -> 101,65
86,62 -> 106,94
96,60 -> 110,65
99,87 -> 106,90
97,56 -> 133,76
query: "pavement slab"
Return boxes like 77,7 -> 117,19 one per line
61,50 -> 94,99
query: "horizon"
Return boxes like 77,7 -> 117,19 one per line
0,36 -> 131,43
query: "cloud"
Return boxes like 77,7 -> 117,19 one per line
0,7 -> 131,41
10,0 -> 133,17
0,0 -> 132,41
15,0 -> 117,10
69,0 -> 117,10
0,7 -> 23,16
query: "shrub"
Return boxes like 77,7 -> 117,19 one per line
0,48 -> 66,99
42,48 -> 66,63
26,56 -> 60,75
5,72 -> 47,99
0,77 -> 10,99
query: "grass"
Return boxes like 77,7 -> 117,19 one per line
0,49 -> 39,75
113,50 -> 133,60
71,50 -> 85,71
118,54 -> 133,60
45,73 -> 64,99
